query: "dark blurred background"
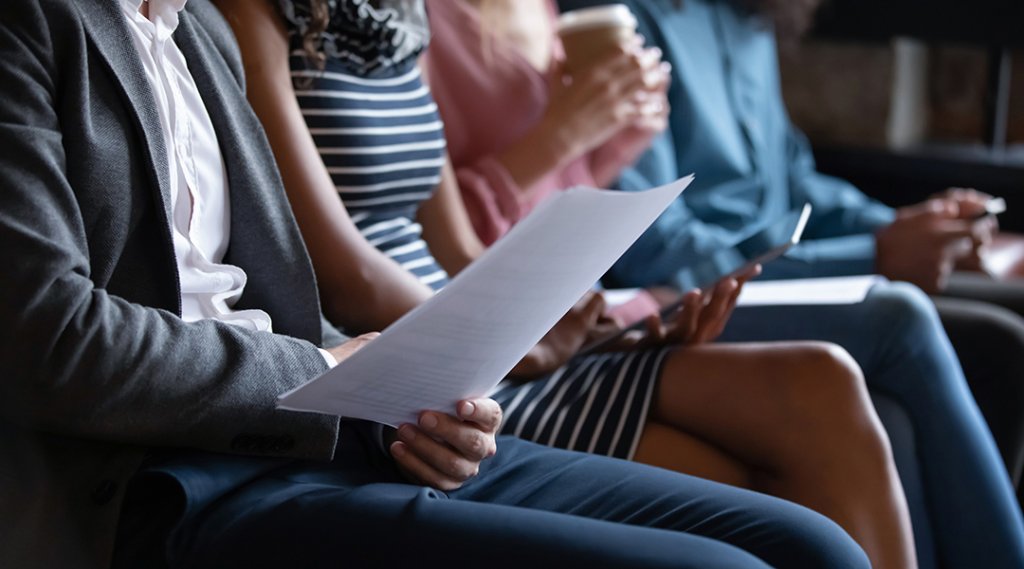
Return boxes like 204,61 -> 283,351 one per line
781,0 -> 1024,229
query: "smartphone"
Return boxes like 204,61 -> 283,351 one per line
579,203 -> 813,355
681,203 -> 813,294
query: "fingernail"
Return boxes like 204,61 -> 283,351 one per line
391,441 -> 405,457
399,424 -> 417,441
459,401 -> 475,417
419,413 -> 438,429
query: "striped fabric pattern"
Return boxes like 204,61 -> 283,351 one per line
493,348 -> 671,460
288,38 -> 667,462
292,55 -> 449,289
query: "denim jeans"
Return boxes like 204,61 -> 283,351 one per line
721,281 -> 1024,569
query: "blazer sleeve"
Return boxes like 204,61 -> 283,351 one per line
0,3 -> 340,461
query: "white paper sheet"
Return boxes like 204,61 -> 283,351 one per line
278,176 -> 693,425
736,275 -> 885,306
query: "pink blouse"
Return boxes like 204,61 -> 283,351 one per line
425,0 -> 654,246
425,0 -> 661,324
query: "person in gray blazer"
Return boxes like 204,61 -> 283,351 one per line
0,1 -> 873,568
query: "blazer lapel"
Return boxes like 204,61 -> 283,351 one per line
76,0 -> 176,236
174,11 -> 325,345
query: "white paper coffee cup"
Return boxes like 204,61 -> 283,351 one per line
558,4 -> 638,76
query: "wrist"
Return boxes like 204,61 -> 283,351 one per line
533,116 -> 581,165
495,122 -> 574,193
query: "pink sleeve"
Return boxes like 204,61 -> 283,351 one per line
454,156 -> 571,246
588,126 -> 659,188
454,157 -> 523,246
426,0 -> 604,244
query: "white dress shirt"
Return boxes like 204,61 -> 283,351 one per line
121,0 -> 337,365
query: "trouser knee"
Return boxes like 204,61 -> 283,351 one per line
866,281 -> 945,340
756,502 -> 872,569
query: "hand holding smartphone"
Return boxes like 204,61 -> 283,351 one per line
579,203 -> 813,355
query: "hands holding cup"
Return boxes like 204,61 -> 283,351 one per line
539,4 -> 670,162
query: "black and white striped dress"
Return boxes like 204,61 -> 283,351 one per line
293,60 -> 450,287
283,0 -> 670,460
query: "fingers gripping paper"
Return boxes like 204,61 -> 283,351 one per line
278,176 -> 693,426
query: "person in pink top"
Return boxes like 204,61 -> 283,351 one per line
426,0 -> 671,323
426,0 -> 669,246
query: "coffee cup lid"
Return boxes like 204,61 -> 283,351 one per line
558,4 -> 637,35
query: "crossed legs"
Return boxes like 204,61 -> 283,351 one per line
635,341 -> 915,569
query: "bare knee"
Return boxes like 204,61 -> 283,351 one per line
766,341 -> 866,410
767,342 -> 893,469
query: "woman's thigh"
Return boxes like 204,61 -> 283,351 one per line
633,420 -> 753,487
651,342 -> 877,469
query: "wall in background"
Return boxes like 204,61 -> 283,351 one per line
780,40 -> 1024,152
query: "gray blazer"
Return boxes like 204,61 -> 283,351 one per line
0,1 -> 347,566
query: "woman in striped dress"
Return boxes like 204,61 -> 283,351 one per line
214,1 -> 916,564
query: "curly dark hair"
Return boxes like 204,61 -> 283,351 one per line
282,0 -> 330,67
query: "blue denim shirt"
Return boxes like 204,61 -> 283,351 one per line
559,0 -> 896,290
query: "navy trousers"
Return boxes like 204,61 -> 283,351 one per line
115,422 -> 867,569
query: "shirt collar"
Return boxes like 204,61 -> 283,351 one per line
120,0 -> 189,41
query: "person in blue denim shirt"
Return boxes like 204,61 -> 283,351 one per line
556,0 -> 1024,567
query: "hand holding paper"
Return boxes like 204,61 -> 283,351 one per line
278,176 -> 693,426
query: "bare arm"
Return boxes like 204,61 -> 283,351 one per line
488,49 -> 656,196
412,58 -> 486,276
417,155 -> 486,276
215,0 -> 432,333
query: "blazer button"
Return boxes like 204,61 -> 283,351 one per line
91,479 -> 118,506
